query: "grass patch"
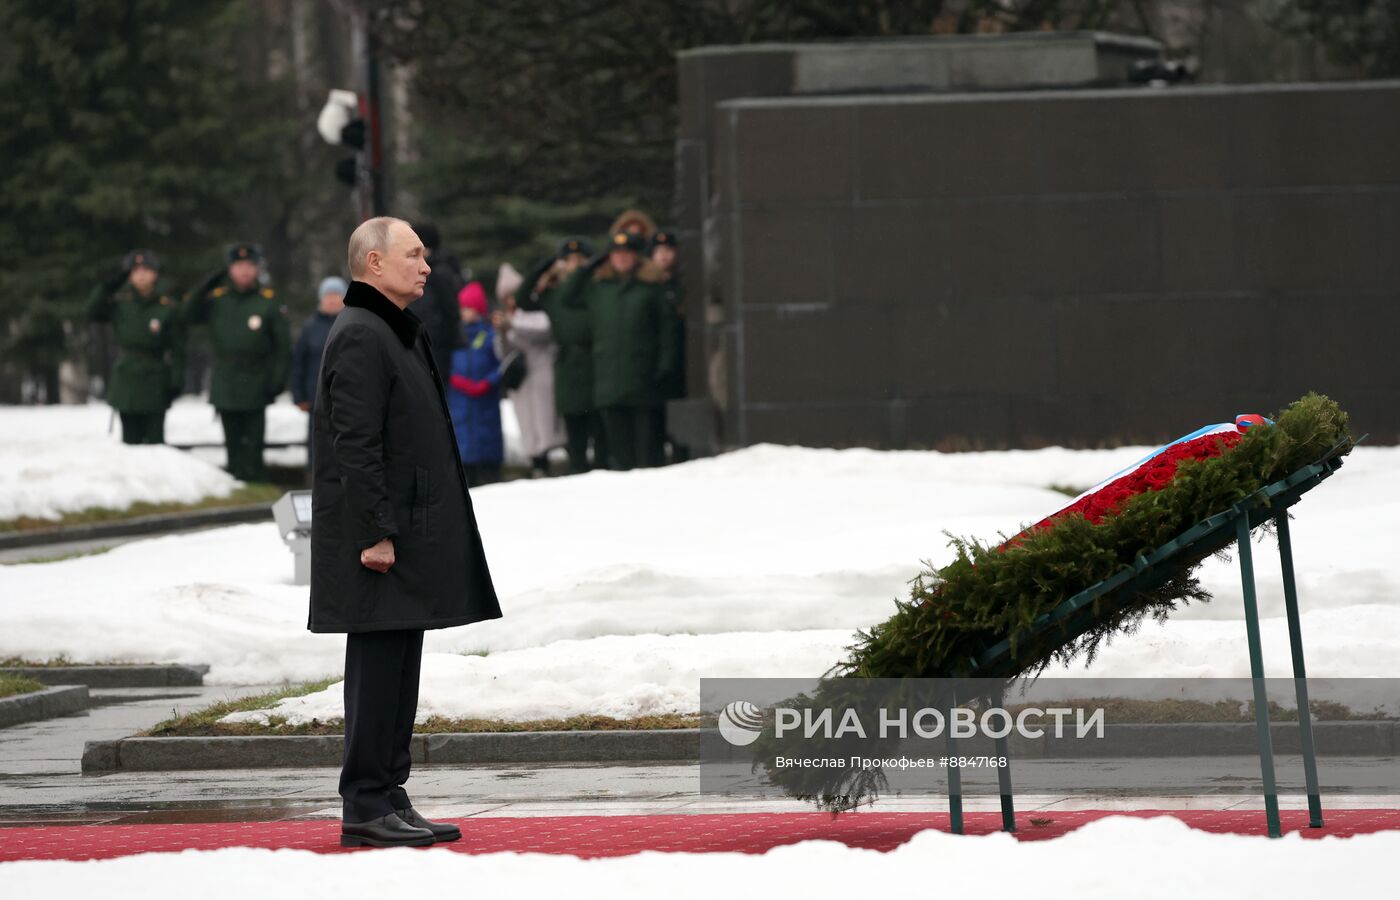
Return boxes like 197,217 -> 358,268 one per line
145,689 -> 703,738
0,655 -> 157,667
0,483 -> 284,533
0,673 -> 46,699
421,713 -> 701,734
0,655 -> 75,667
4,546 -> 115,565
1046,484 -> 1086,498
143,678 -> 339,736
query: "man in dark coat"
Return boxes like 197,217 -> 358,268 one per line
410,222 -> 465,379
290,276 -> 346,472
310,216 -> 502,848
649,229 -> 687,462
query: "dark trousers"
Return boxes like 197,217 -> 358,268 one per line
220,409 -> 266,482
562,411 -> 607,474
601,405 -> 663,471
119,411 -> 166,445
340,629 -> 424,822
463,463 -> 501,487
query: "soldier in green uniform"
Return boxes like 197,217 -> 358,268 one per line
86,249 -> 185,444
184,243 -> 291,482
544,231 -> 679,471
516,238 -> 609,474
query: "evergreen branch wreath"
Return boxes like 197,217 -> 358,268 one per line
833,392 -> 1351,682
752,393 -> 1353,811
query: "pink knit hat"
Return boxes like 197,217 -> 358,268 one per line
458,281 -> 488,315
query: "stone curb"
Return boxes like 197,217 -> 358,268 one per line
0,685 -> 91,729
0,665 -> 208,689
0,503 -> 272,552
82,721 -> 1400,773
83,729 -> 702,773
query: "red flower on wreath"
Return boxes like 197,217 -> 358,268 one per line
1009,430 -> 1243,546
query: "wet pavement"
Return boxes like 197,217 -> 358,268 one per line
3,686 -> 1396,828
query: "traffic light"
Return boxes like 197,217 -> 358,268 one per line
318,89 -> 365,186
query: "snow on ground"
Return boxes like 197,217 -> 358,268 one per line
0,817 -> 1393,898
0,395 -> 537,485
225,631 -> 856,725
1,410 -> 1397,720
0,405 -> 242,521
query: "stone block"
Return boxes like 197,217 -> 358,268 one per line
1037,196 -> 1160,296
731,105 -> 855,206
891,297 -> 1057,397
944,198 -> 1043,299
1037,92 -> 1230,194
857,99 -> 1043,201
1160,195 -> 1237,292
741,306 -> 893,404
736,209 -> 838,307
1234,192 -> 1400,292
1228,85 -> 1400,189
743,403 -> 893,449
832,206 -> 950,304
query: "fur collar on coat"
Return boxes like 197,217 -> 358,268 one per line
344,280 -> 422,348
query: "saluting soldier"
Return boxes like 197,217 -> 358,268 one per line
544,231 -> 679,471
184,243 -> 291,483
86,249 -> 186,444
516,238 -> 609,474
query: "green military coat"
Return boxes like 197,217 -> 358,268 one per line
86,280 -> 186,414
186,281 -> 292,411
535,278 -> 597,416
565,261 -> 680,410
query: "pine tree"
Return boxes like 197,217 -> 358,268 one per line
0,0 -> 286,364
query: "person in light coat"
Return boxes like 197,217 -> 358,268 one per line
492,262 -> 565,477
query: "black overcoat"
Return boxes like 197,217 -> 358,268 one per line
308,280 -> 501,633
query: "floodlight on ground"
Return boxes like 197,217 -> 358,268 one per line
271,491 -> 313,586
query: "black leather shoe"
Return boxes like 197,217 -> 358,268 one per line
341,813 -> 436,848
396,806 -> 462,843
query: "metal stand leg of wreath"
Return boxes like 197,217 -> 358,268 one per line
1235,516 -> 1281,838
946,690 -> 964,835
1235,512 -> 1325,839
1277,514 -> 1324,828
993,688 -> 1016,832
943,688 -> 1016,835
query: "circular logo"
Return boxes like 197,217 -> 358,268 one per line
717,700 -> 765,747
247,314 -> 263,331
148,318 -> 162,334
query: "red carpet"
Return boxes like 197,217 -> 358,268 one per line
2,810 -> 1397,862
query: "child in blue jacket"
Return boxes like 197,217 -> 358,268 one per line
448,282 -> 504,486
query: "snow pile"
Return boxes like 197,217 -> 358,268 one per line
0,410 -> 241,522
0,395 -> 536,475
1,429 -> 1397,721
224,631 -> 855,725
0,817 -> 1392,898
